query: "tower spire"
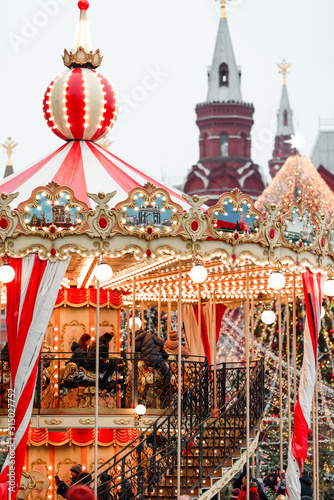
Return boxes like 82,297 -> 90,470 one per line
207,0 -> 241,102
1,137 -> 17,178
277,59 -> 291,86
217,0 -> 231,19
268,61 -> 295,178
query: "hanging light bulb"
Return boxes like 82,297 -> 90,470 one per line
135,404 -> 147,416
132,317 -> 142,329
0,264 -> 15,283
189,264 -> 208,284
321,306 -> 325,319
261,310 -> 276,325
268,271 -> 286,290
323,279 -> 334,297
95,261 -> 113,283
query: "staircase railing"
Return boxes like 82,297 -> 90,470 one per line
94,359 -> 264,500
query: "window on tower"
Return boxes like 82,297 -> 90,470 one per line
284,109 -> 288,126
220,135 -> 229,156
219,63 -> 229,87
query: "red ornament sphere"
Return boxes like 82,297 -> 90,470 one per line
321,237 -> 326,247
146,249 -> 152,257
234,232 -> 239,240
147,227 -> 153,235
99,217 -> 108,229
50,226 -> 56,234
78,0 -> 89,10
232,254 -> 236,261
0,218 -> 8,229
270,228 -> 275,239
43,68 -> 117,141
51,248 -> 57,256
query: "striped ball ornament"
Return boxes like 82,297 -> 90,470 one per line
43,67 -> 117,141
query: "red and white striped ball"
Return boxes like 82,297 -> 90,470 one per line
43,68 -> 117,141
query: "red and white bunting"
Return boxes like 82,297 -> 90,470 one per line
0,255 -> 68,500
286,269 -> 322,500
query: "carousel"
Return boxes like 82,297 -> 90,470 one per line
0,2 -> 332,500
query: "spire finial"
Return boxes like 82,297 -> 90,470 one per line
216,0 -> 230,19
277,59 -> 291,86
1,137 -> 17,167
62,0 -> 103,68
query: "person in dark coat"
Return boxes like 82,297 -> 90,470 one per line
275,472 -> 286,496
300,471 -> 313,498
135,326 -> 171,407
69,334 -> 91,369
0,343 -> 10,367
56,464 -> 82,498
233,465 -> 268,500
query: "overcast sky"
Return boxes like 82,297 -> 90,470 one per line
1,0 -> 334,187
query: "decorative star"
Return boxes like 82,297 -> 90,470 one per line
285,132 -> 305,150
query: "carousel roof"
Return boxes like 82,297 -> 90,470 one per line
0,140 -> 189,209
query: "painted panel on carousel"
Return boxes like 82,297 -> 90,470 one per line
17,182 -> 91,239
207,190 -> 264,245
281,204 -> 317,250
114,183 -> 183,239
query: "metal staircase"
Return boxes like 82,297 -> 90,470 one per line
92,359 -> 265,500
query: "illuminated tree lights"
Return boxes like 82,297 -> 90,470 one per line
256,155 -> 334,218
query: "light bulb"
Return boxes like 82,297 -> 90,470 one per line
135,404 -> 146,416
323,279 -> 334,297
189,264 -> 208,284
0,264 -> 15,283
261,310 -> 276,325
132,317 -> 142,329
268,272 -> 286,290
95,262 -> 113,283
321,306 -> 325,319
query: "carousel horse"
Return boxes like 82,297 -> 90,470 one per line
18,470 -> 49,500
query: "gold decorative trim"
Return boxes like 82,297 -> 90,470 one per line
113,418 -> 131,426
44,418 -> 63,425
61,320 -> 87,353
79,418 -> 95,425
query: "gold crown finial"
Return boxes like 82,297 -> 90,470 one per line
277,59 -> 291,86
216,0 -> 231,19
1,137 -> 17,166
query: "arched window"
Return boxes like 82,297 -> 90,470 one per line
283,109 -> 288,126
220,134 -> 229,156
219,63 -> 229,87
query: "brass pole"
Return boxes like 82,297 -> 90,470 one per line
279,291 -> 283,473
286,296 -> 291,443
132,280 -> 136,353
141,300 -> 144,329
213,292 -> 217,409
312,388 -> 316,499
167,298 -> 172,339
158,280 -> 162,337
177,261 -> 183,498
293,274 -> 297,408
251,295 -> 254,360
245,265 -> 250,500
198,284 -> 202,355
127,306 -> 130,352
94,279 -> 100,498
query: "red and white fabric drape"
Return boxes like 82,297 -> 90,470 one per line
182,304 -> 226,363
0,255 -> 68,500
286,269 -> 322,500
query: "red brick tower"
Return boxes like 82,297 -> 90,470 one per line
184,1 -> 265,205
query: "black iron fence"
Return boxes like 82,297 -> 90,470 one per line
0,352 -> 206,412
91,359 -> 264,499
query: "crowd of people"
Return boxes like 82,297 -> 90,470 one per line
54,460 -> 315,500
